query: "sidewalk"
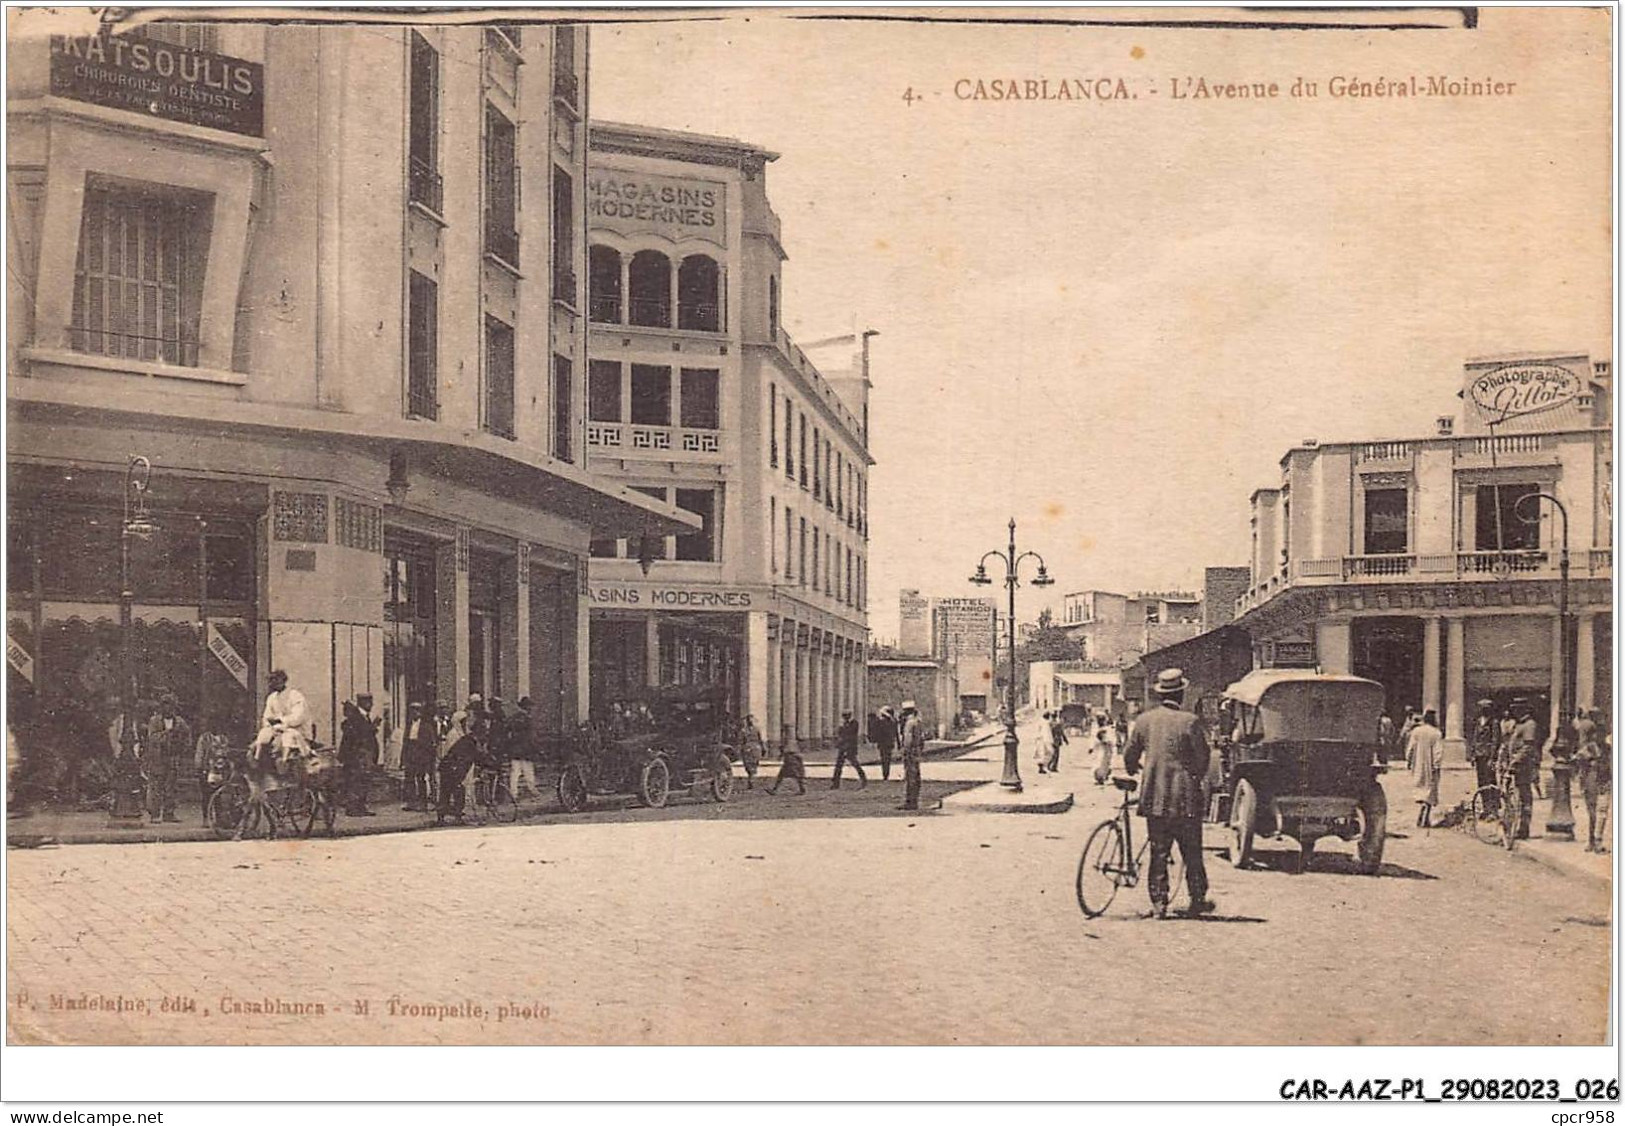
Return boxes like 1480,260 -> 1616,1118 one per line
1427,764 -> 1613,889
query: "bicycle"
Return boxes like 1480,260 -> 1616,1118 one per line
468,763 -> 518,824
1076,776 -> 1183,919
1466,760 -> 1522,851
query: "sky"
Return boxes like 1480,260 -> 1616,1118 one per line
590,7 -> 1612,642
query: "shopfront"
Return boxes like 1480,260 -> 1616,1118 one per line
6,466 -> 263,800
588,605 -> 745,719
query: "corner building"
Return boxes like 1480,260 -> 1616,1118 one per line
6,18 -> 692,759
583,123 -> 873,748
1233,353 -> 1612,758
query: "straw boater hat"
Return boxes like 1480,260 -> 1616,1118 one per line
901,700 -> 918,712
1151,668 -> 1189,696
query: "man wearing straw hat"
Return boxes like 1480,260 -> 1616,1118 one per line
1123,668 -> 1214,919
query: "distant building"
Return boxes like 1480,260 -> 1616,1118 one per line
1124,624 -> 1254,715
1202,567 -> 1252,629
1057,589 -> 1204,669
1028,661 -> 1122,715
898,588 -> 931,656
932,596 -> 996,712
867,658 -> 958,738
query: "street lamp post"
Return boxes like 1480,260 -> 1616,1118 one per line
113,456 -> 159,820
1514,490 -> 1575,840
970,518 -> 1054,791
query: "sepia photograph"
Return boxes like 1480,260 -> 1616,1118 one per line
1,0 -> 1618,1111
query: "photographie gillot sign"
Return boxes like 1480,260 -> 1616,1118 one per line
50,30 -> 264,137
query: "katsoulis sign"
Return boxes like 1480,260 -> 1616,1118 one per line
1467,362 -> 1584,421
51,32 -> 265,138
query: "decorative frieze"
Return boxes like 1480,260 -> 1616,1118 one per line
273,491 -> 328,543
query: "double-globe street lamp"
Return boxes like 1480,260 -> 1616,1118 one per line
113,456 -> 160,819
1513,490 -> 1576,839
970,519 -> 1054,791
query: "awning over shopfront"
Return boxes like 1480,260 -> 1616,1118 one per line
8,380 -> 699,541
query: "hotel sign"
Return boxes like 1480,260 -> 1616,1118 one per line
587,171 -> 726,247
1468,362 -> 1584,421
588,581 -> 754,611
51,32 -> 265,138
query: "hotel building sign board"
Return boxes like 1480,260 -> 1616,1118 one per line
587,170 -> 727,247
51,33 -> 265,138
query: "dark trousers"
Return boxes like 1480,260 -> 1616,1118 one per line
902,752 -> 921,809
831,745 -> 866,788
1145,815 -> 1208,907
145,756 -> 178,819
1514,775 -> 1534,838
1472,756 -> 1495,791
877,743 -> 895,781
1046,740 -> 1062,772
341,756 -> 372,812
438,763 -> 473,817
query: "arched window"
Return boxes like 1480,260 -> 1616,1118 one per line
628,250 -> 672,327
677,255 -> 721,331
589,245 -> 622,323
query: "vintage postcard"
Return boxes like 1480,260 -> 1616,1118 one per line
2,0 -> 1616,1105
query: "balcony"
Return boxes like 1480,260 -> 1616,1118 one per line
484,223 -> 520,271
408,156 -> 444,217
553,70 -> 581,111
589,294 -> 621,324
1357,441 -> 1413,463
1343,553 -> 1416,579
1457,549 -> 1548,576
586,424 -> 723,459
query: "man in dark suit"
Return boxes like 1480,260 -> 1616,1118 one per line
1123,668 -> 1215,919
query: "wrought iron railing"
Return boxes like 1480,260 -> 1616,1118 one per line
408,156 -> 443,215
677,302 -> 721,332
485,221 -> 519,268
628,297 -> 671,328
589,294 -> 621,324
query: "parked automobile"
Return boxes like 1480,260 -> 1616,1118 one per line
555,686 -> 738,812
1203,670 -> 1388,875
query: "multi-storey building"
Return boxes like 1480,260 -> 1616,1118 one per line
1233,352 -> 1613,756
1057,589 -> 1204,669
898,588 -> 931,656
5,16 -> 692,763
581,123 -> 872,747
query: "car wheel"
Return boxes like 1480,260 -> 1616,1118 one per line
556,763 -> 589,813
639,757 -> 670,809
709,754 -> 735,803
1229,780 -> 1257,869
1356,782 -> 1387,874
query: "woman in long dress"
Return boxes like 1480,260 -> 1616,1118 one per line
1033,712 -> 1054,774
1405,708 -> 1444,828
1092,715 -> 1119,785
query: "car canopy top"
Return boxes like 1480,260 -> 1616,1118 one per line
1221,670 -> 1385,744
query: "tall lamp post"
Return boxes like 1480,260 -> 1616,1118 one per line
970,518 -> 1054,791
113,456 -> 159,819
1514,490 -> 1575,839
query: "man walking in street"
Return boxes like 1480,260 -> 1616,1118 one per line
142,691 -> 191,824
738,715 -> 764,789
1046,709 -> 1069,773
831,711 -> 867,790
870,708 -> 898,782
897,700 -> 925,811
1123,668 -> 1214,919
1471,700 -> 1497,791
1405,708 -> 1443,828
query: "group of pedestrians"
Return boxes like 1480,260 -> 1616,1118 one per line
753,703 -> 926,809
399,693 -> 539,824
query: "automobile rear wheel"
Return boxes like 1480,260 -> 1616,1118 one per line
709,754 -> 735,803
556,763 -> 589,813
639,757 -> 671,809
1229,780 -> 1257,869
1356,782 -> 1387,874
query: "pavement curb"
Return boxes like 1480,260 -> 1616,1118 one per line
942,782 -> 1075,815
1502,839 -> 1613,890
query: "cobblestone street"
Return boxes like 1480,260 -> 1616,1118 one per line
7,723 -> 1611,1047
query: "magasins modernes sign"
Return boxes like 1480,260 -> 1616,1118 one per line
587,170 -> 727,247
51,32 -> 264,138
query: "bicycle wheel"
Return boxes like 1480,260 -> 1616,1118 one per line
1133,837 -> 1185,911
1469,786 -> 1503,845
1501,785 -> 1519,852
207,781 -> 248,839
1076,819 -> 1127,918
488,781 -> 518,824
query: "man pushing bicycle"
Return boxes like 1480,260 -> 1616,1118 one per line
1122,668 -> 1216,920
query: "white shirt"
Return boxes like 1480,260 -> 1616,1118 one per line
262,687 -> 308,731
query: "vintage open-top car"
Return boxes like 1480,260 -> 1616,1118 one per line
1204,670 -> 1388,875
555,686 -> 738,812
